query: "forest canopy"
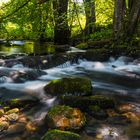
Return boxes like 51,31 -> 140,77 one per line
0,0 -> 139,45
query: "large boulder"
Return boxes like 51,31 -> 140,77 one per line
44,77 -> 92,96
43,129 -> 81,140
45,105 -> 86,130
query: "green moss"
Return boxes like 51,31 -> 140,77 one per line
43,129 -> 81,140
44,77 -> 92,96
5,96 -> 39,108
88,105 -> 101,112
76,43 -> 88,49
48,105 -> 73,118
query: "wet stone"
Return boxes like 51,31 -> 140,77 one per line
0,121 -> 9,132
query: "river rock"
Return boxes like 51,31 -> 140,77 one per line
42,129 -> 81,140
5,108 -> 19,115
0,108 -> 4,117
0,121 -> 9,131
0,88 -> 39,108
6,96 -> 39,108
6,123 -> 26,135
26,121 -> 37,132
60,95 -> 115,112
5,113 -> 19,122
45,105 -> 86,130
122,112 -> 140,122
44,77 -> 92,96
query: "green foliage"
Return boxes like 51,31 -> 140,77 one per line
89,29 -> 112,40
0,0 -> 114,40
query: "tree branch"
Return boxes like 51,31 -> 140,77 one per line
0,0 -> 31,22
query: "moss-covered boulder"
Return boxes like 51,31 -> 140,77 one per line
44,77 -> 92,96
43,129 -> 81,140
60,95 -> 115,111
45,105 -> 86,130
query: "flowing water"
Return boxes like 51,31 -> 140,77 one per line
0,41 -> 140,139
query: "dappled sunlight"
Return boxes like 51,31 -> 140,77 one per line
0,0 -> 9,6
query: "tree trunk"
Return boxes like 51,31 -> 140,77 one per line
125,0 -> 140,41
113,0 -> 126,41
53,0 -> 70,45
113,0 -> 140,44
84,0 -> 96,36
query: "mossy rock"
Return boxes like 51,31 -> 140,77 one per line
76,42 -> 88,49
43,129 -> 81,140
44,77 -> 92,96
5,96 -> 39,108
84,48 -> 110,61
60,95 -> 115,111
45,105 -> 86,130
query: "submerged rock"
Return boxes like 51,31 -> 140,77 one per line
43,129 -> 81,140
45,105 -> 86,130
44,77 -> 92,96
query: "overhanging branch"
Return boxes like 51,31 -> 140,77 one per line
0,0 -> 31,22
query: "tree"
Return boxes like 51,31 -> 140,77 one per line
53,0 -> 70,44
84,0 -> 96,36
113,0 -> 140,44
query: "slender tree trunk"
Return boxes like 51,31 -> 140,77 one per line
84,0 -> 96,36
53,0 -> 70,45
125,0 -> 140,41
113,0 -> 126,41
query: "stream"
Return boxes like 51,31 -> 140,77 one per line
0,41 -> 140,139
